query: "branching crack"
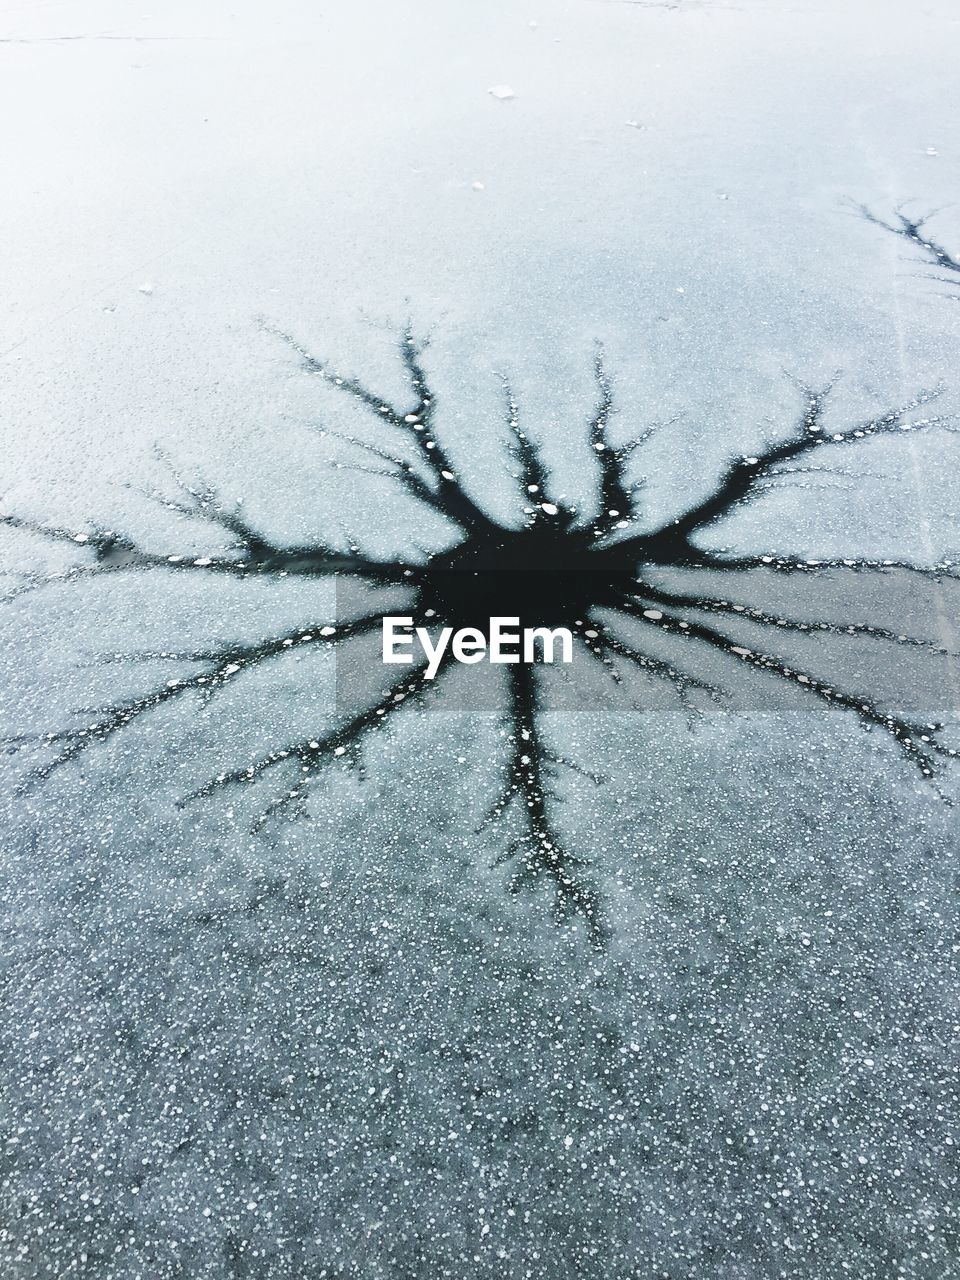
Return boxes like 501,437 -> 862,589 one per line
4,324 -> 958,942
854,201 -> 960,291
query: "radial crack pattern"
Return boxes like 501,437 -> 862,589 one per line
4,325 -> 959,940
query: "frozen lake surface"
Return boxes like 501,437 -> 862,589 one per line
1,0 -> 959,1275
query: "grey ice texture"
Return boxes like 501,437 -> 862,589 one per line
1,0 -> 960,1276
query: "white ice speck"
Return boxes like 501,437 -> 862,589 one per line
320,626 -> 336,636
564,1135 -> 573,1148
334,746 -> 346,756
642,609 -> 662,620
138,282 -> 154,295
488,84 -> 515,100
472,181 -> 485,191
72,533 -> 89,543
540,502 -> 559,515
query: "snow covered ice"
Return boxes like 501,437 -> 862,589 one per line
1,0 -> 960,1277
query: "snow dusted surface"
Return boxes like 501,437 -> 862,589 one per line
2,0 -> 960,1276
